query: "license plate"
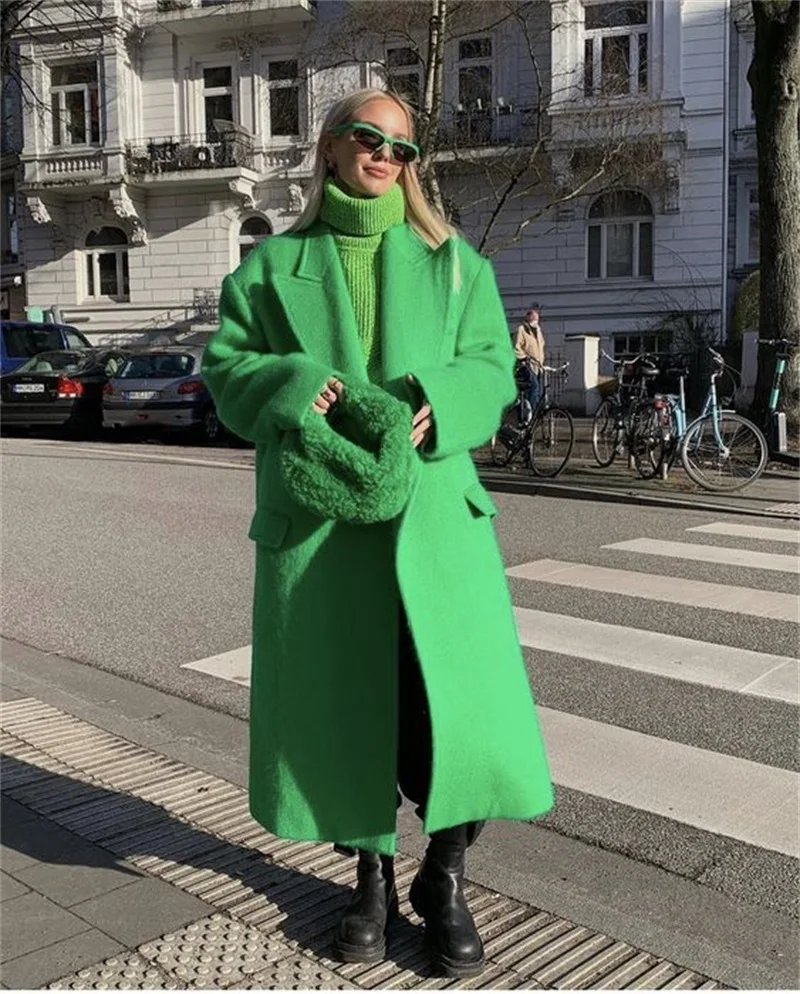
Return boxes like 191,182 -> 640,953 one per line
125,390 -> 158,401
13,383 -> 45,393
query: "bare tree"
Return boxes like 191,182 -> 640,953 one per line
748,0 -> 800,434
303,0 -> 669,255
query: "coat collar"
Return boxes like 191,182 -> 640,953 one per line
270,221 -> 452,384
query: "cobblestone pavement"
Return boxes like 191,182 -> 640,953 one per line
0,697 -> 730,990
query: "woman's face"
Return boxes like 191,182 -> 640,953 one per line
325,98 -> 410,198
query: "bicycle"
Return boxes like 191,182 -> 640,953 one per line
758,337 -> 793,456
490,360 -> 574,478
591,350 -> 661,470
648,347 -> 768,491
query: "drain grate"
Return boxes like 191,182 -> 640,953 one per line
2,698 -> 726,990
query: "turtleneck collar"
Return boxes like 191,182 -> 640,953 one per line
319,179 -> 405,237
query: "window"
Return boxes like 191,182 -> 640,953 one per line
238,216 -> 271,262
587,191 -> 653,280
84,227 -> 129,301
738,35 -> 756,127
737,181 -> 760,266
613,331 -> 668,359
118,353 -> 196,378
267,60 -> 299,137
50,62 -> 100,146
457,37 -> 493,145
387,47 -> 422,109
583,1 -> 649,98
203,66 -> 235,140
2,184 -> 18,264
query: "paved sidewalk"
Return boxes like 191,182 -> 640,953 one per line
474,445 -> 799,520
1,693 -> 732,992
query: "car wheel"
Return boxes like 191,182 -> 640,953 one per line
200,405 -> 222,445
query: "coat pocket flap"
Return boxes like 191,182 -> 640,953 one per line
464,482 -> 498,518
248,507 -> 291,548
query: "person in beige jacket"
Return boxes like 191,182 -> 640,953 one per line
513,307 -> 545,420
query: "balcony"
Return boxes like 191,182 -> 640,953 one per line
22,147 -> 114,191
148,0 -> 316,34
125,131 -> 255,179
433,106 -> 542,159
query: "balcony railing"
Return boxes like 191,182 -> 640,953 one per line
125,132 -> 254,176
435,107 -> 540,151
155,0 -> 316,10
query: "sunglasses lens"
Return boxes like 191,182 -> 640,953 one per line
393,143 -> 417,164
352,127 -> 383,151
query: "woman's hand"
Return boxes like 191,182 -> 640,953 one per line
312,377 -> 343,415
411,402 -> 433,448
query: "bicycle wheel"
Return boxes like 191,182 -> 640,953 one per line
680,413 -> 768,491
528,407 -> 574,478
591,398 -> 621,467
490,403 -> 526,467
631,402 -> 666,480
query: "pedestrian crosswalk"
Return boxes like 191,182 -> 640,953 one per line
181,512 -> 800,913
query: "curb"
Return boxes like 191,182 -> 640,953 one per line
477,470 -> 800,520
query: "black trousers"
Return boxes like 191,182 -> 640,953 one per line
397,607 -> 483,847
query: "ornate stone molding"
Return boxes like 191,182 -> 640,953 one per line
109,186 -> 147,245
287,182 -> 305,214
26,196 -> 67,240
26,196 -> 51,226
228,178 -> 255,211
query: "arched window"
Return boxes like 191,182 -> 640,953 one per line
587,191 -> 653,280
84,226 -> 129,301
238,216 -> 271,262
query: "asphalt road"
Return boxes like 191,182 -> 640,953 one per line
3,433 -> 798,989
2,434 -> 796,719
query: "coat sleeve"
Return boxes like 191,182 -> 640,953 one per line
202,272 -> 332,443
407,257 -> 516,461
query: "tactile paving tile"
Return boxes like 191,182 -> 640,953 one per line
236,954 -> 355,990
48,952 -> 178,990
137,913 -> 296,988
5,698 -> 727,992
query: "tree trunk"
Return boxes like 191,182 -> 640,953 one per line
418,0 -> 447,216
748,0 -> 800,438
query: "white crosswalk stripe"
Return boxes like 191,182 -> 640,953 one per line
513,608 -> 798,704
182,646 -> 251,686
601,537 -> 800,574
686,522 -> 800,544
506,559 -> 798,620
180,516 -> 800,868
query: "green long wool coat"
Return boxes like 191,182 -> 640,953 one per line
202,220 -> 554,855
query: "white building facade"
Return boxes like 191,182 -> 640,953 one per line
11,0 -> 753,362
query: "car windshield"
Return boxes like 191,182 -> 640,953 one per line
16,352 -> 96,374
117,354 -> 195,379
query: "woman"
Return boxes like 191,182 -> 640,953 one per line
202,88 -> 553,979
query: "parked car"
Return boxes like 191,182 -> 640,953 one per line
103,346 -> 223,444
1,348 -> 129,436
0,321 -> 92,374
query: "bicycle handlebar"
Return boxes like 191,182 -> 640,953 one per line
541,362 -> 569,374
600,348 -> 639,367
758,338 -> 793,347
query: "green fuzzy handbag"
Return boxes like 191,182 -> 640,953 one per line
279,379 -> 421,524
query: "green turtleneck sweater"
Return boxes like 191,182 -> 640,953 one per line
319,179 -> 405,383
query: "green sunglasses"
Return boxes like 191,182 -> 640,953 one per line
329,121 -> 421,164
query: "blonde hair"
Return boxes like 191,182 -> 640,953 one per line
289,88 -> 456,250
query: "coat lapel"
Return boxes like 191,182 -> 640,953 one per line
271,227 -> 368,380
380,225 -> 456,383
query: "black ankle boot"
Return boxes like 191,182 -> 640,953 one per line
333,850 -> 397,963
409,827 -> 484,978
